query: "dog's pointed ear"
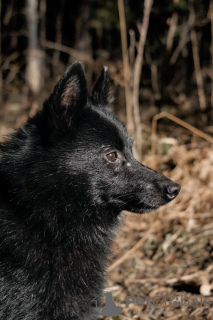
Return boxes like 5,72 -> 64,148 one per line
90,67 -> 114,106
49,61 -> 87,126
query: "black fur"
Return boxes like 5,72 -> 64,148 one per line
0,62 -> 180,320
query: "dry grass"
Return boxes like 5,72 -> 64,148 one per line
104,145 -> 213,319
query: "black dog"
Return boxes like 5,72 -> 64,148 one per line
0,62 -> 180,319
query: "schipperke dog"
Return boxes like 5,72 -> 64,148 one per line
0,62 -> 180,320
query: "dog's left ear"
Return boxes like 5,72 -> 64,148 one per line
90,67 -> 113,106
48,61 -> 87,126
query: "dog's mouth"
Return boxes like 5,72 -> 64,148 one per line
109,183 -> 180,214
123,195 -> 177,214
135,185 -> 180,213
128,204 -> 162,214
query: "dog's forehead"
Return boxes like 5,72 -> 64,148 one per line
84,107 -> 133,150
110,115 -> 133,148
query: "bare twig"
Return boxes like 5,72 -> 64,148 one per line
52,12 -> 62,71
129,29 -> 135,70
1,31 -> 28,39
166,212 -> 213,220
0,0 -> 2,105
189,0 -> 206,111
133,0 -> 153,158
3,0 -> 14,25
118,0 -> 134,136
151,111 -> 213,168
151,64 -> 161,101
210,0 -> 213,112
127,270 -> 203,286
4,64 -> 21,86
1,52 -> 20,69
26,0 -> 44,93
107,234 -> 148,272
170,22 -> 190,64
145,49 -> 161,101
39,0 -> 46,85
43,40 -> 93,63
40,0 -> 46,48
166,0 -> 179,52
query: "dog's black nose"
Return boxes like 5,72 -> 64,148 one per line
165,183 -> 180,200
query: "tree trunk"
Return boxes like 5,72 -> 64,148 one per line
26,0 -> 44,94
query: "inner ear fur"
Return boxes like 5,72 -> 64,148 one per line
50,61 -> 88,125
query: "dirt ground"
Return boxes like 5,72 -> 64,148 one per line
1,105 -> 213,320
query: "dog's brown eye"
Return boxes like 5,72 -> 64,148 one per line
106,152 -> 118,162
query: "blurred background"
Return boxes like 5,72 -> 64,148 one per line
1,0 -> 213,319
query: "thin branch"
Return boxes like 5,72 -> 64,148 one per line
170,22 -> 189,64
145,48 -> 161,101
39,0 -> 46,85
129,29 -> 135,70
151,63 -> 161,101
151,111 -> 213,168
26,0 -> 43,93
166,14 -> 178,51
129,29 -> 135,98
210,0 -> 213,111
1,52 -> 20,69
43,40 -> 93,63
0,0 -> 2,104
189,0 -> 206,111
132,0 -> 153,158
40,0 -> 46,48
3,0 -> 13,26
52,12 -> 62,71
166,0 -> 180,51
118,0 -> 134,136
127,270 -> 204,286
108,234 -> 148,272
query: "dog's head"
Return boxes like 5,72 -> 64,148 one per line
39,61 -> 180,214
3,62 -> 180,217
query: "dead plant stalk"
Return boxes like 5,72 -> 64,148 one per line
210,0 -> 213,110
151,111 -> 213,168
189,0 -> 206,111
133,0 -> 153,158
0,0 -> 2,105
118,0 -> 134,136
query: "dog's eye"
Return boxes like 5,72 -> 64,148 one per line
106,152 -> 118,162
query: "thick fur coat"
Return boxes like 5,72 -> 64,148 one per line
0,62 -> 180,319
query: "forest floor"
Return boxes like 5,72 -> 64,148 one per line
1,102 -> 213,320
104,145 -> 213,320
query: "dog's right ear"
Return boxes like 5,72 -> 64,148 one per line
47,61 -> 87,127
90,67 -> 113,107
